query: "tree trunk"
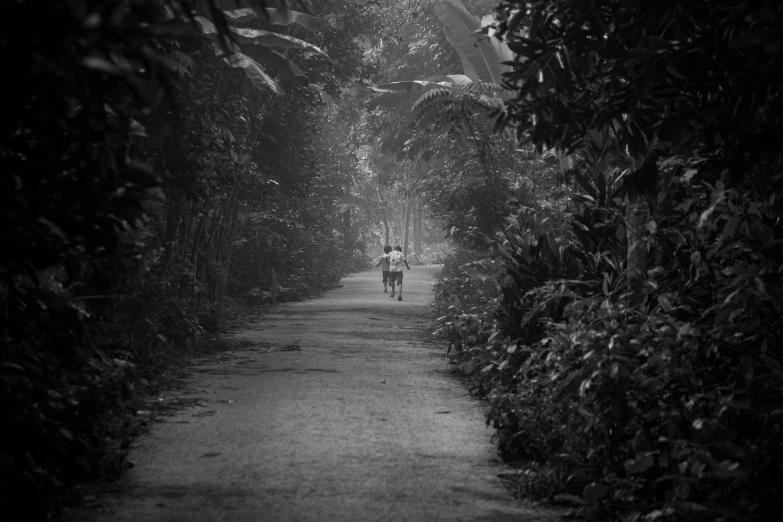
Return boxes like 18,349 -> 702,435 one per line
342,206 -> 352,249
162,198 -> 183,271
180,201 -> 198,264
220,206 -> 240,303
378,187 -> 390,247
402,188 -> 412,256
343,179 -> 352,249
626,196 -> 649,292
186,204 -> 200,264
173,201 -> 191,268
394,199 -> 403,247
205,206 -> 221,249
189,213 -> 206,264
411,199 -> 417,258
215,183 -> 240,263
270,268 -> 278,306
414,195 -> 423,256
383,214 -> 390,247
212,182 -> 240,304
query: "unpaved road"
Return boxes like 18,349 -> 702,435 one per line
76,266 -> 558,522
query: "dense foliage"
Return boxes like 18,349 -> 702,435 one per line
434,0 -> 783,520
0,0 -> 374,517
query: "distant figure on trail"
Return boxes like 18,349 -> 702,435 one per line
387,245 -> 410,301
376,245 -> 393,292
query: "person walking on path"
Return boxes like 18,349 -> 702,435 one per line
376,245 -> 393,292
387,245 -> 410,301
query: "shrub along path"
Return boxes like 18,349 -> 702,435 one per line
73,266 -> 559,522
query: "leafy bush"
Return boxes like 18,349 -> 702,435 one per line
427,1 -> 783,518
435,161 -> 783,520
0,1 -> 369,517
433,249 -> 506,392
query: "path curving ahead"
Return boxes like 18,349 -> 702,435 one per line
78,266 -> 556,522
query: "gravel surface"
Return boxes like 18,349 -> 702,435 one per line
75,265 -> 560,522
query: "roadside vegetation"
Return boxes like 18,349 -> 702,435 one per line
426,1 -> 783,521
3,1 -> 371,518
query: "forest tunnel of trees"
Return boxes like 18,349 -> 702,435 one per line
2,0 -> 782,520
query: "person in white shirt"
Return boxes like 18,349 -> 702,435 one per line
384,245 -> 410,301
375,245 -> 393,292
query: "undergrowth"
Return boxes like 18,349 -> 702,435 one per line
433,165 -> 783,521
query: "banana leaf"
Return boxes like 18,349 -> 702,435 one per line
195,16 -> 333,63
210,42 -> 281,93
371,75 -> 473,93
443,27 -> 478,82
480,14 -> 514,70
435,0 -> 503,85
242,44 -> 308,83
223,8 -> 331,31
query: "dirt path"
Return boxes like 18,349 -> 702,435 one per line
77,266 -> 558,522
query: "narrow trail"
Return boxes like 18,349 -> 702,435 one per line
79,266 -> 558,522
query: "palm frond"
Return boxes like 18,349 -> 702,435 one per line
412,88 -> 455,112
